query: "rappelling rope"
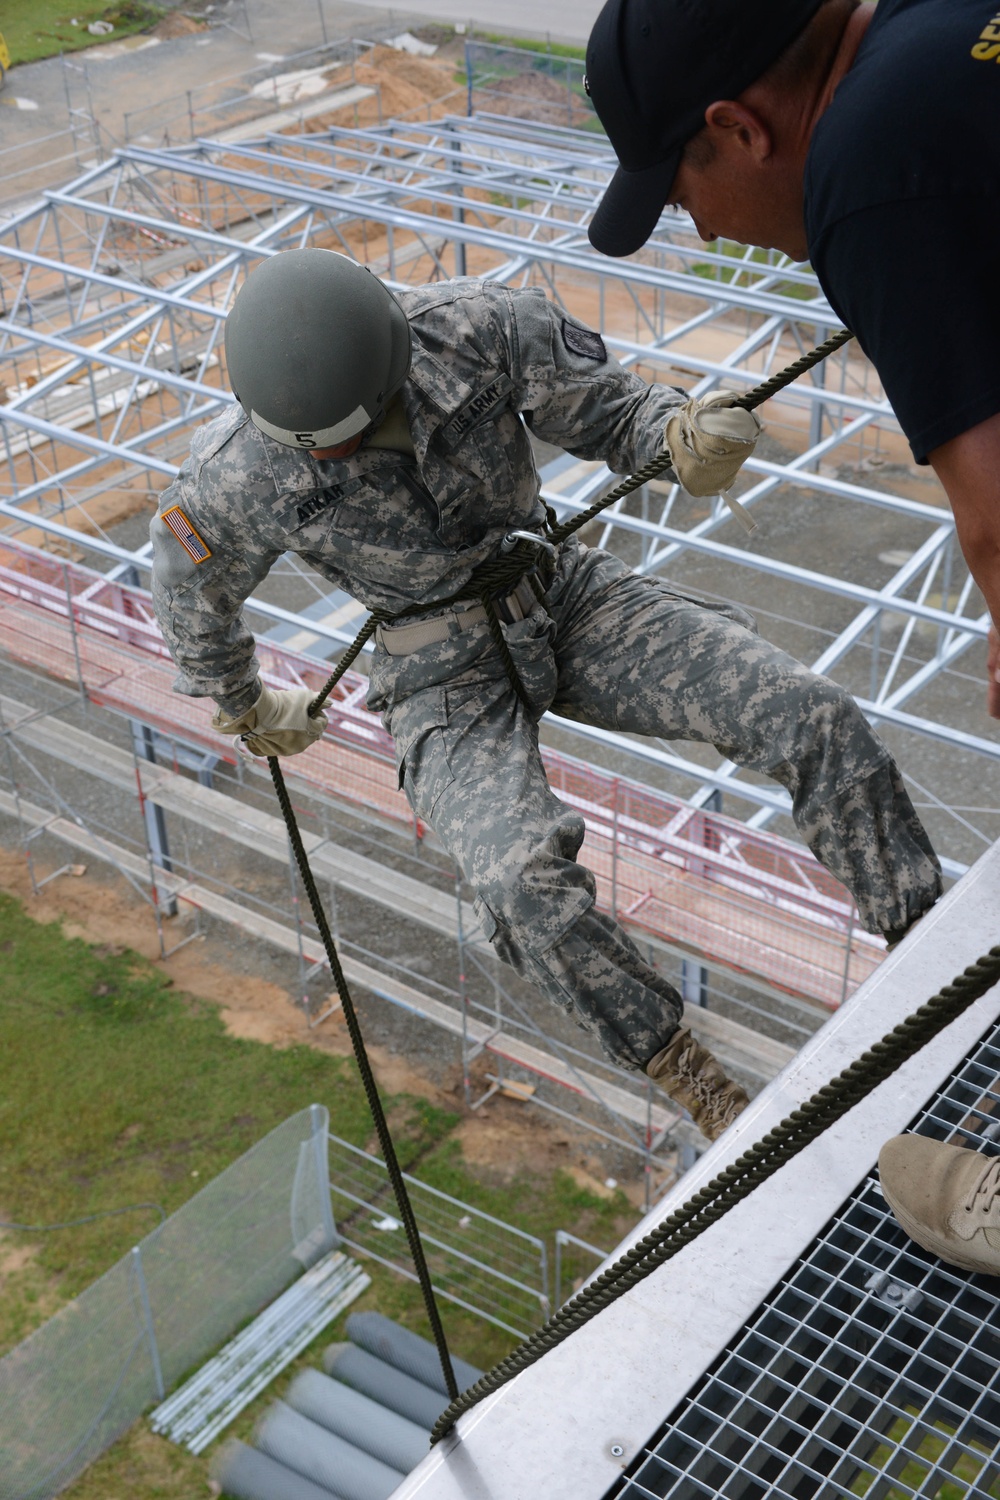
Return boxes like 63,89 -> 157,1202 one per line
538,325 -> 856,550
268,750 -> 459,1400
304,326 -> 857,718
261,328 -> 856,1410
429,940 -> 1000,1441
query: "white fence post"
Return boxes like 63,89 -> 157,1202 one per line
132,1245 -> 165,1401
311,1103 -> 338,1251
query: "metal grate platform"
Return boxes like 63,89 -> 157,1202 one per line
608,1024 -> 1000,1499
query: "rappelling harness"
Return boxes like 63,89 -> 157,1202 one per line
261,328 -> 1000,1441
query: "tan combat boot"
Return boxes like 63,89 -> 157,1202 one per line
879,1135 -> 1000,1275
646,1028 -> 749,1142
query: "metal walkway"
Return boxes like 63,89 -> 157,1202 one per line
612,1025 -> 1000,1499
386,838 -> 1000,1499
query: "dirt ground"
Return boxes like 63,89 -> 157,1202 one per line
310,44 -> 466,129
479,70 -> 592,128
0,845 -> 641,1202
0,1229 -> 39,1295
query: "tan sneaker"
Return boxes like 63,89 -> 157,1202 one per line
645,1027 -> 749,1142
878,1135 -> 1000,1276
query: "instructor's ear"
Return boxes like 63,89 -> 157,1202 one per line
703,100 -> 774,163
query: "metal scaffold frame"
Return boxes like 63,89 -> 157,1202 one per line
0,104 -> 996,860
0,97 -> 997,1186
0,527 -> 849,1206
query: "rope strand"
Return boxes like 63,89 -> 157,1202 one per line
268,755 -> 458,1400
259,326 -> 859,1420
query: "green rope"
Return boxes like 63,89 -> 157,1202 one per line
307,328 -> 856,715
429,941 -> 1000,1442
267,754 -> 459,1402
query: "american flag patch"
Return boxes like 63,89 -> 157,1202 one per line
162,506 -> 211,564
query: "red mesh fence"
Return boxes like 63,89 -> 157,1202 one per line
0,538 -> 883,1007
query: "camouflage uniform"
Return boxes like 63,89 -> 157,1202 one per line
152,279 -> 942,1073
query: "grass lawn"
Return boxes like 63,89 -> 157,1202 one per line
0,888 -> 634,1495
851,1411 -> 993,1498
1,1 -> 164,70
476,33 -> 585,61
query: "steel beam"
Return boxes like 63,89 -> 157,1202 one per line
1,112 -> 995,874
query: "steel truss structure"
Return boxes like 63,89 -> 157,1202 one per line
0,103 -> 996,874
0,64 -> 996,1241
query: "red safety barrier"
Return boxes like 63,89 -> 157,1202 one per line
0,538 -> 882,1007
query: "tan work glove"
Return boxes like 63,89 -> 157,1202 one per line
212,685 -> 327,757
664,391 -> 762,499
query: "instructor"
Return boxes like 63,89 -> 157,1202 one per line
585,0 -> 1000,720
585,0 -> 1000,1267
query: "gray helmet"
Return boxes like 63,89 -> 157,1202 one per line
225,248 -> 411,449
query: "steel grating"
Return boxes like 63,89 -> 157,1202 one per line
608,1024 -> 1000,1500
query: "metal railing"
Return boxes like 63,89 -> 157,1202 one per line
326,1133 -> 549,1338
122,38 -> 376,146
0,1106 -> 579,1496
554,1230 -> 608,1310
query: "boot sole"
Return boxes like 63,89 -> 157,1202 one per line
881,1186 -> 1000,1277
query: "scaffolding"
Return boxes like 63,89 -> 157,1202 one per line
0,531 -> 833,1204
1,70 -> 997,1198
0,95 -> 995,844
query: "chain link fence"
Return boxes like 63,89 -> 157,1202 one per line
464,40 -> 597,130
326,1133 -> 550,1337
121,37 -> 375,146
0,1104 -> 606,1498
0,1105 -> 335,1500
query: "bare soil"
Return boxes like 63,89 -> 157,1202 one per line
0,1213 -> 64,1350
307,46 -> 465,130
0,847 -> 638,1197
480,70 -> 592,128
0,1236 -> 36,1281
151,12 -> 209,40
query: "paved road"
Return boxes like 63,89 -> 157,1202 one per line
0,3 -> 400,158
348,0 -> 603,43
0,0 -> 598,211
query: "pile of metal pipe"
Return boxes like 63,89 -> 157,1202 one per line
344,1313 -> 483,1395
320,1345 -> 447,1430
286,1370 -> 429,1472
213,1315 -> 483,1500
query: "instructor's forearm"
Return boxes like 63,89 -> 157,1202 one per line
929,411 -> 1000,628
951,525 -> 1000,631
930,411 -> 1000,716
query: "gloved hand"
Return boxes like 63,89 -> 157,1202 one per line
212,685 -> 327,757
664,391 -> 762,497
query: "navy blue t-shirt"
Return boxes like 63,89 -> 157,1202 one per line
804,0 -> 1000,462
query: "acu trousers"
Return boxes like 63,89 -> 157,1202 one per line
378,542 -> 942,1073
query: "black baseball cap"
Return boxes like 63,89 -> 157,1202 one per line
586,0 -> 825,257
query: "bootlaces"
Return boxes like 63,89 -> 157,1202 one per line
675,1036 -> 714,1104
964,1155 -> 1000,1216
